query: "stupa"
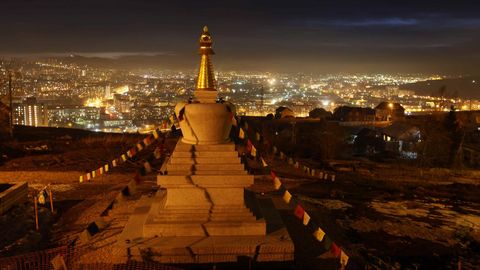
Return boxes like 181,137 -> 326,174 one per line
118,26 -> 293,264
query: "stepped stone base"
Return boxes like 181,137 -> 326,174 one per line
117,139 -> 293,263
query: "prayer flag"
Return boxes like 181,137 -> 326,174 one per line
261,157 -> 268,167
283,190 -> 292,204
239,128 -> 245,139
270,171 -> 277,180
311,169 -> 315,176
324,173 -> 328,180
86,173 -> 91,181
153,130 -> 159,139
319,171 -> 324,179
331,243 -> 341,257
79,175 -> 84,183
99,167 -> 103,175
280,152 -> 285,160
331,174 -> 336,181
251,145 -> 257,157
104,164 -> 109,172
144,161 -> 152,173
112,159 -> 118,167
303,212 -> 311,226
323,235 -> 333,250
274,177 -> 281,190
256,132 -> 261,141
340,250 -> 349,266
121,154 -> 127,162
294,161 -> 299,169
246,140 -> 253,153
313,227 -> 325,242
288,157 -> 293,165
92,171 -> 96,178
294,204 -> 304,220
136,143 -> 143,151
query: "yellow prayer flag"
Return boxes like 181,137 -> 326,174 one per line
303,212 -> 311,226
136,143 -> 143,151
91,171 -> 96,178
251,146 -> 257,157
121,154 -> 127,162
104,164 -> 109,172
153,130 -> 159,139
313,227 -> 325,242
261,157 -> 268,167
239,128 -> 245,139
79,175 -> 84,183
274,177 -> 282,190
340,250 -> 349,266
99,167 -> 103,174
283,190 -> 292,203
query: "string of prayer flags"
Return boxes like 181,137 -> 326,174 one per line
294,204 -> 305,220
331,242 -> 341,257
313,227 -> 326,242
239,128 -> 245,139
283,190 -> 292,204
303,212 -> 311,226
340,250 -> 349,267
273,177 -> 282,190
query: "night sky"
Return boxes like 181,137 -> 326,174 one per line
2,0 -> 480,74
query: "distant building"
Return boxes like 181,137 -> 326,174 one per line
308,108 -> 332,119
333,106 -> 375,122
22,97 -> 48,127
114,94 -> 131,113
375,102 -> 405,122
275,106 -> 295,119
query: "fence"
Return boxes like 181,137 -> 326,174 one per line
0,244 -> 183,270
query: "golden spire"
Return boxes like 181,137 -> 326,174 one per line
196,26 -> 216,91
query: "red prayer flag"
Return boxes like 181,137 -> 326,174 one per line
294,204 -> 305,219
331,242 -> 341,257
246,140 -> 253,153
270,170 -> 277,180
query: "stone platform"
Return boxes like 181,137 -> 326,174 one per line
117,140 -> 294,263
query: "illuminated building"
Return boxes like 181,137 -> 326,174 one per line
22,97 -> 48,127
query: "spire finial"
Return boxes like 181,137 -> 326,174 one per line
196,26 -> 216,94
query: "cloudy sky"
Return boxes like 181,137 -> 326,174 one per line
1,0 -> 479,74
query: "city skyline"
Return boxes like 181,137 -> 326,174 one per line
1,0 -> 479,74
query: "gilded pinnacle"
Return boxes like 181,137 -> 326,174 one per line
196,26 -> 216,91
